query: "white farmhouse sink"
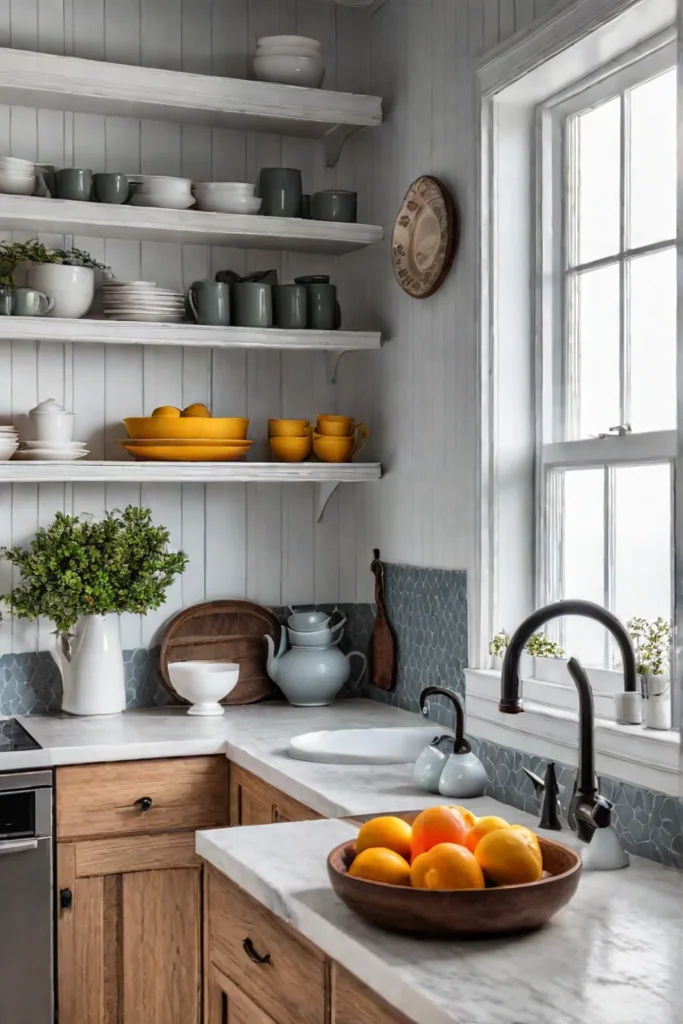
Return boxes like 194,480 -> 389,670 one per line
288,726 -> 449,765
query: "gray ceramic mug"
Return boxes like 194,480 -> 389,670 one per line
12,287 -> 54,316
188,280 -> 231,326
233,282 -> 273,328
310,190 -> 358,223
93,172 -> 129,204
56,167 -> 93,201
273,284 -> 307,330
258,168 -> 303,218
306,283 -> 341,331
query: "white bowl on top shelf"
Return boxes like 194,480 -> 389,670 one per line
191,191 -> 262,214
258,34 -> 321,50
254,54 -> 325,88
256,44 -> 321,59
0,168 -> 36,195
168,661 -> 240,716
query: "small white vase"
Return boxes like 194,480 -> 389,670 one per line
51,614 -> 126,715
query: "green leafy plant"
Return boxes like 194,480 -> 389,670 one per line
0,239 -> 109,284
525,632 -> 565,659
627,616 -> 671,676
489,630 -> 511,658
0,506 -> 188,635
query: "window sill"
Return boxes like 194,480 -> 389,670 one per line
465,669 -> 679,796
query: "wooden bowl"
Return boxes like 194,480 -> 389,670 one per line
327,836 -> 581,939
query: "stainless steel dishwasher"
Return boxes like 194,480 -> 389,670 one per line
0,767 -> 53,1024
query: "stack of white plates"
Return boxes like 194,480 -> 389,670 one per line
254,35 -> 325,88
101,281 -> 187,323
128,175 -> 194,210
0,425 -> 19,461
16,440 -> 89,461
0,155 -> 36,196
191,182 -> 262,215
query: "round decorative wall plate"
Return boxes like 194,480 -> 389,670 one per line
391,176 -> 459,299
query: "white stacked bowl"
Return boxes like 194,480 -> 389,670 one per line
129,175 -> 194,210
254,35 -> 325,88
0,156 -> 36,195
191,181 -> 262,214
0,425 -> 19,461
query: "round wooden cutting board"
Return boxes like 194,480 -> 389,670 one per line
160,599 -> 281,705
391,175 -> 459,299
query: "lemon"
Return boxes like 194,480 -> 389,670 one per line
348,847 -> 411,886
475,828 -> 543,886
152,405 -> 181,418
182,403 -> 211,417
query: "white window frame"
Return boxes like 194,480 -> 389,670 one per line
537,37 -> 676,663
469,0 -> 679,797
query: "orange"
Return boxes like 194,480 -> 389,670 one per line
449,805 -> 477,829
182,403 -> 211,417
152,405 -> 181,417
464,815 -> 510,853
411,806 -> 468,860
411,843 -> 484,891
348,848 -> 411,886
355,816 -> 412,861
474,828 -> 543,886
510,825 -> 543,872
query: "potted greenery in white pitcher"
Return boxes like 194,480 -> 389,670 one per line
627,617 -> 672,730
0,506 -> 187,715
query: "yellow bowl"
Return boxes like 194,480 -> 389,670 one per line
120,437 -> 251,448
313,435 -> 355,463
269,436 -> 312,463
316,415 -> 355,437
120,442 -> 251,462
124,417 -> 250,440
268,419 -> 310,437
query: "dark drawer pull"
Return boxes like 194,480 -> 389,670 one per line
135,796 -> 153,812
243,937 -> 272,965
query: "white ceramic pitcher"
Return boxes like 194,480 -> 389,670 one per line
51,614 -> 126,715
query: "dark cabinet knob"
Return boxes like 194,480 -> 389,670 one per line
59,888 -> 73,910
242,937 -> 272,964
135,796 -> 153,812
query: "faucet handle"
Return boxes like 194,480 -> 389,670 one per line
522,766 -> 546,793
589,794 -> 613,829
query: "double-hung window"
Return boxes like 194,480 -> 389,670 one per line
538,43 -> 676,670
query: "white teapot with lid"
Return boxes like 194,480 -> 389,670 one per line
29,398 -> 75,443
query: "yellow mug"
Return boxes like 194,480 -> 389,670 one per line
313,424 -> 368,463
315,414 -> 361,438
268,418 -> 310,437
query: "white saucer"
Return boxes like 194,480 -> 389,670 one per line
15,449 -> 89,461
103,311 -> 186,322
129,194 -> 195,210
22,440 -> 88,450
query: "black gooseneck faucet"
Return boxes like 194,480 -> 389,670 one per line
499,600 -> 638,844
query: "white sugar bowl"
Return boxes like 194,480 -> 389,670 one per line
28,398 -> 75,443
168,661 -> 240,716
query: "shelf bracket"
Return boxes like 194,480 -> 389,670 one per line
326,351 -> 347,385
315,481 -> 339,522
323,124 -> 359,169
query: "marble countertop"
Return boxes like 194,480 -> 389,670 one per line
197,816 -> 682,1024
7,701 -> 463,818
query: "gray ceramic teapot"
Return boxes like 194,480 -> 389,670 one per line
264,626 -> 366,707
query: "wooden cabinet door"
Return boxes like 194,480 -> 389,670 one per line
229,765 -> 321,826
332,964 -> 413,1024
57,834 -> 202,1024
207,964 -> 278,1024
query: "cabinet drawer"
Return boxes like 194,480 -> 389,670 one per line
332,963 -> 413,1024
56,756 -> 229,840
207,867 -> 327,1024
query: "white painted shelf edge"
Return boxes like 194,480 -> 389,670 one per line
0,46 -> 382,137
0,461 -> 382,522
0,317 -> 382,353
0,197 -> 383,254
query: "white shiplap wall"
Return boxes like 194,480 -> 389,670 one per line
0,0 -> 375,654
333,0 -> 581,596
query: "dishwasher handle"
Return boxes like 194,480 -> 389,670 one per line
0,838 -> 39,855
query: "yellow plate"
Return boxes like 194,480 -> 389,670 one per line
121,442 -> 251,462
124,416 -> 250,440
119,437 -> 253,448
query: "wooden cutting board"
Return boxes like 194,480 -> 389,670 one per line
370,549 -> 397,691
159,599 -> 280,705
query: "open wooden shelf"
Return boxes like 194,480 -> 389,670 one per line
0,46 -> 382,140
0,317 -> 382,353
0,196 -> 383,254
